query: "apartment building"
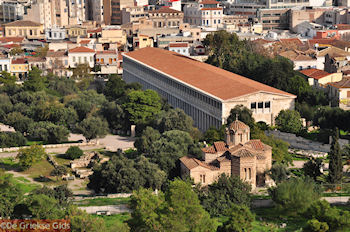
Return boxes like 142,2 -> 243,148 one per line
148,8 -> 184,28
68,46 -> 95,68
0,0 -> 31,23
122,6 -> 148,24
103,0 -> 135,25
257,8 -> 290,30
4,20 -> 44,40
184,1 -> 224,28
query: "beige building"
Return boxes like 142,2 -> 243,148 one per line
46,50 -> 70,77
4,20 -> 44,40
123,47 -> 296,131
329,77 -> 350,109
300,68 -> 343,88
103,0 -> 135,25
66,26 -> 88,38
133,34 -> 154,50
184,0 -> 223,28
98,27 -> 127,45
148,8 -> 184,28
122,6 -> 148,24
180,120 -> 272,188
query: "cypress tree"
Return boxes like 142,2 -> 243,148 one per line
328,128 -> 343,184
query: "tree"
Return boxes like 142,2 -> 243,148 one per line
226,105 -> 255,127
152,108 -> 194,133
103,75 -> 126,100
128,179 -> 217,232
26,194 -> 64,219
134,126 -> 161,154
328,129 -> 343,184
50,165 -> 68,180
100,101 -> 125,132
147,130 -> 195,176
88,153 -> 166,193
305,219 -> 329,232
23,67 -> 47,92
35,44 -> 49,58
0,71 -> 16,85
68,206 -> 107,232
275,110 -> 303,134
123,89 -> 162,125
268,163 -> 289,184
0,169 -> 23,218
217,204 -> 254,232
9,46 -> 23,56
303,158 -> 323,181
76,116 -> 109,141
71,63 -> 92,80
5,112 -> 34,134
199,174 -> 251,217
27,121 -> 69,144
0,132 -> 27,148
65,146 -> 84,160
17,145 -> 46,170
268,177 -> 321,215
53,184 -> 73,206
203,126 -> 224,144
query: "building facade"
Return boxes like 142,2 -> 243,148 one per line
148,8 -> 184,28
123,47 -> 296,131
4,20 -> 44,40
68,46 -> 95,68
184,1 -> 223,28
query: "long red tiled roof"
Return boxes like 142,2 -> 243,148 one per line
69,46 -> 95,53
180,156 -> 219,170
329,77 -> 350,88
124,47 -> 295,101
199,0 -> 219,4
299,68 -> 330,80
280,38 -> 303,46
11,58 -> 27,64
200,7 -> 222,10
169,43 -> 188,48
228,120 -> 249,131
0,37 -> 25,43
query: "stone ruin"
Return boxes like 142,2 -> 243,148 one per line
70,151 -> 109,179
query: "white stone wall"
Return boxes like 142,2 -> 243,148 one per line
68,52 -> 95,68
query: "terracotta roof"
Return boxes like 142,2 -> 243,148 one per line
11,58 -> 27,64
87,28 -> 102,33
5,20 -> 41,27
228,120 -> 249,132
245,139 -> 266,151
169,43 -> 188,48
202,146 -> 216,153
1,44 -> 20,49
308,38 -> 335,47
124,48 -> 295,101
0,37 -> 25,43
149,8 -> 182,14
213,141 -> 227,152
201,7 -> 222,10
279,50 -> 313,61
318,46 -> 350,58
80,40 -> 91,44
299,68 -> 330,80
25,56 -> 45,62
231,148 -> 255,158
253,38 -> 275,45
180,156 -> 219,170
69,46 -> 95,53
329,77 -> 350,88
280,38 -> 303,46
336,24 -> 350,30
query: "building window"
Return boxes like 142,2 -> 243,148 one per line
73,56 -> 76,62
258,102 -> 263,109
251,102 -> 256,109
4,65 -> 7,71
265,101 -> 270,108
214,19 -> 216,24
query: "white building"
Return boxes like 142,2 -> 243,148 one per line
90,0 -> 104,24
123,47 -> 296,131
68,46 -> 95,68
0,57 -> 11,72
1,0 -> 30,22
160,0 -> 181,12
45,27 -> 66,40
168,42 -> 190,56
184,0 -> 223,28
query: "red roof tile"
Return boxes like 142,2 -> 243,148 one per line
280,38 -> 303,46
124,48 -> 295,100
11,58 -> 27,64
180,156 -> 219,170
0,37 -> 25,43
69,46 -> 95,53
228,120 -> 249,131
299,68 -> 330,80
80,40 -> 91,44
199,0 -> 219,4
169,43 -> 188,48
200,7 -> 222,10
213,141 -> 227,152
87,28 -> 102,33
246,139 -> 265,150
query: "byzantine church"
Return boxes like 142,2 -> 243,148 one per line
180,119 -> 273,188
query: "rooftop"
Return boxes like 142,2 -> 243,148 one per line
149,8 -> 182,14
180,156 -> 219,170
329,77 -> 350,89
5,20 -> 41,27
299,68 -> 330,80
68,46 -> 95,53
169,42 -> 189,48
124,47 -> 295,101
318,46 -> 350,58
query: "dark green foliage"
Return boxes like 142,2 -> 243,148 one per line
88,153 -> 166,193
122,89 -> 162,125
275,110 -> 303,134
32,185 -> 73,206
50,165 -> 68,176
226,105 -> 255,127
304,200 -> 350,231
0,169 -> 23,218
134,126 -> 161,154
303,158 -> 323,181
305,219 -> 329,232
23,67 -> 47,92
103,75 -> 126,100
268,177 -> 321,215
328,129 -> 343,184
0,131 -> 27,148
47,77 -> 78,96
203,126 -> 224,144
25,194 -> 65,219
199,174 -> 251,217
4,112 -> 34,133
152,108 -> 194,133
128,179 -> 217,232
217,204 -> 254,232
100,101 -> 125,132
27,121 -> 69,144
76,116 -> 109,141
313,106 -> 350,132
65,146 -> 84,160
268,163 -> 289,184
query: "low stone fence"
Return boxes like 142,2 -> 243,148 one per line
0,141 -> 98,153
266,130 -> 331,153
73,193 -> 132,201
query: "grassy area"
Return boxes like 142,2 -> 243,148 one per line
322,192 -> 350,197
92,213 -> 131,229
0,157 -> 20,171
12,176 -> 39,193
251,195 -> 271,200
54,155 -> 71,166
74,197 -> 131,207
291,153 -> 309,161
22,159 -> 55,178
26,141 -> 44,146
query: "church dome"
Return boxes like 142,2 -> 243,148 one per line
228,120 -> 249,132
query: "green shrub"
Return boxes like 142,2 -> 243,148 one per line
305,219 -> 329,232
65,146 -> 84,160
